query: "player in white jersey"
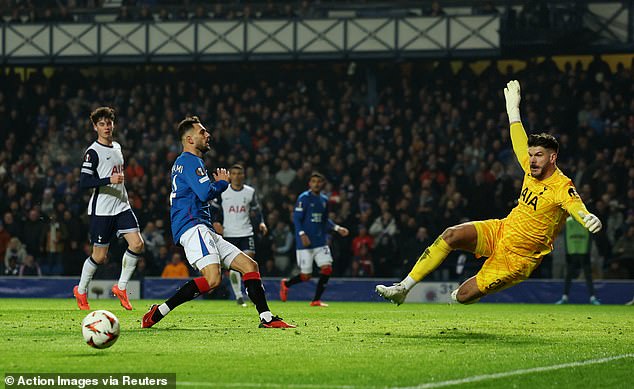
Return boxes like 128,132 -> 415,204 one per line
73,107 -> 144,311
212,164 -> 268,306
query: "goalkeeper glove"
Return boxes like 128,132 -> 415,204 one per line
578,211 -> 602,233
503,80 -> 521,123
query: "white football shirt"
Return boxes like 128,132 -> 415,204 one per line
213,184 -> 262,238
82,141 -> 131,216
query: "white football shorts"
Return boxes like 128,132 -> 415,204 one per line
296,245 -> 333,274
180,224 -> 241,271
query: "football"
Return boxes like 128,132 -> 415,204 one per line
81,310 -> 120,349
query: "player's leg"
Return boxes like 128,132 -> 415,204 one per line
74,216 -> 114,310
225,237 -> 252,306
280,249 -> 313,302
450,276 -> 485,304
74,244 -> 108,310
310,246 -> 333,306
112,210 -> 143,310
229,269 -> 246,305
557,255 -> 575,304
581,254 -> 600,304
143,225 -> 221,328
457,247 -> 540,305
224,241 -> 295,328
143,263 -> 221,328
377,221 -> 484,305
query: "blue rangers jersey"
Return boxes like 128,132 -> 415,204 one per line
170,152 -> 229,244
293,190 -> 336,249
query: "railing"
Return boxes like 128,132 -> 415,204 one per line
0,16 -> 500,64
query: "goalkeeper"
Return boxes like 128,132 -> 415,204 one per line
376,80 -> 602,305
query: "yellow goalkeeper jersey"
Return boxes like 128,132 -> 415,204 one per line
502,122 -> 590,258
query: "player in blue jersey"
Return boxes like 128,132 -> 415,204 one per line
142,116 -> 294,329
279,172 -> 349,306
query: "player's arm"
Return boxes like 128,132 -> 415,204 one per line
184,163 -> 229,203
504,80 -> 529,173
250,190 -> 267,235
79,149 -> 121,189
293,194 -> 310,247
560,183 -> 602,233
325,200 -> 349,237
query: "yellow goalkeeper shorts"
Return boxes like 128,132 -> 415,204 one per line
472,219 -> 541,294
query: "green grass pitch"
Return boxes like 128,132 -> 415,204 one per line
1,298 -> 633,388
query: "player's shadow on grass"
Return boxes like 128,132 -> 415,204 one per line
374,330 -> 536,344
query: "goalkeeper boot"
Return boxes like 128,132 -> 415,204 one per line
376,283 -> 408,306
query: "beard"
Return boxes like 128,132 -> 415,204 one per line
198,142 -> 210,153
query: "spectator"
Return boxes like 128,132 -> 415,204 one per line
0,222 -> 10,262
275,159 -> 296,187
19,254 -> 42,277
424,1 -> 445,17
44,212 -> 65,275
271,220 -> 293,274
608,225 -> 634,278
21,208 -> 46,262
4,237 -> 27,272
161,252 -> 190,278
351,224 -> 374,257
142,221 -> 166,261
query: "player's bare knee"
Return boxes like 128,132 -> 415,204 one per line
91,252 -> 107,264
300,273 -> 311,281
242,258 -> 258,274
205,276 -> 221,290
130,240 -> 144,254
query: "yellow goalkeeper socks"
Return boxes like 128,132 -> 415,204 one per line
407,236 -> 453,283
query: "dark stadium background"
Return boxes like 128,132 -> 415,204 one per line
0,0 -> 632,302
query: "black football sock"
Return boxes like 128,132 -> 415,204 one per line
313,274 -> 330,301
153,277 -> 210,321
285,274 -> 304,288
244,272 -> 270,315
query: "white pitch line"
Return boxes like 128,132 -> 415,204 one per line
394,353 -> 634,389
178,353 -> 634,389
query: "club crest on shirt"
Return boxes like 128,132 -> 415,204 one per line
195,167 -> 206,176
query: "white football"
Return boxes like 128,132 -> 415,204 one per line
81,310 -> 120,349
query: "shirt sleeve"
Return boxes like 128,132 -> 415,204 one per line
559,181 -> 590,225
324,199 -> 336,230
183,159 -> 229,202
79,149 -> 111,189
293,194 -> 306,234
250,190 -> 264,224
510,122 -> 529,173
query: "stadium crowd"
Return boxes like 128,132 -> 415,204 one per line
0,55 -> 633,282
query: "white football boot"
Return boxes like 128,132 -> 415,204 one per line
375,283 -> 408,306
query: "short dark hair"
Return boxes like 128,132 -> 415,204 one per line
177,116 -> 201,140
90,107 -> 115,125
229,164 -> 244,172
310,172 -> 325,180
528,133 -> 559,153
